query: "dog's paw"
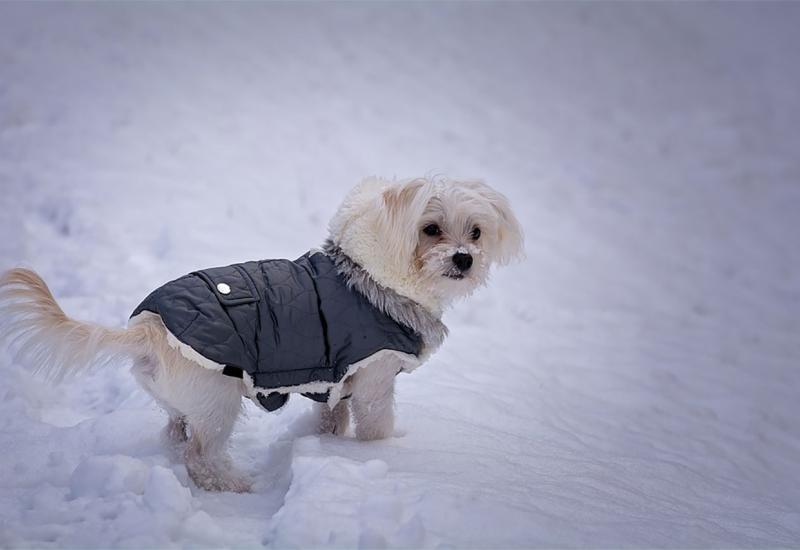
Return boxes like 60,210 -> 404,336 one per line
318,418 -> 349,436
218,475 -> 252,494
317,415 -> 337,435
186,457 -> 252,493
355,422 -> 394,441
189,469 -> 252,493
317,402 -> 350,436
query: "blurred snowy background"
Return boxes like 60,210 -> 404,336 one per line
1,2 -> 799,547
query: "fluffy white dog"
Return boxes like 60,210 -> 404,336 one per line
0,176 -> 523,492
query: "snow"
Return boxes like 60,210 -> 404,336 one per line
1,2 -> 800,547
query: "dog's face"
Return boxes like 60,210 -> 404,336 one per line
330,177 -> 524,311
411,183 -> 517,300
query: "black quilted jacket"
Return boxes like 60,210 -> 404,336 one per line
130,252 -> 422,410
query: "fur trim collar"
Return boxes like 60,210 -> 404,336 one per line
322,239 -> 448,357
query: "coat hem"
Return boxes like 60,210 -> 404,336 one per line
129,311 -> 420,410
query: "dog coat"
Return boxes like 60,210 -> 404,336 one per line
129,251 -> 423,411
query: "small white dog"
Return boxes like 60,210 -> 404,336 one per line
0,176 -> 523,492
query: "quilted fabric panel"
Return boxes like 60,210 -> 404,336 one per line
130,252 -> 423,392
250,258 -> 327,381
132,268 -> 256,371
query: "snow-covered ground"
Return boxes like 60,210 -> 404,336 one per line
1,2 -> 799,547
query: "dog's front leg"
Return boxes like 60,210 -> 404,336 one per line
317,400 -> 350,435
350,359 -> 397,441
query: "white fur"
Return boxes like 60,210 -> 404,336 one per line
0,176 -> 523,492
329,176 -> 523,314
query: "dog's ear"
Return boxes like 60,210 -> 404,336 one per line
382,178 -> 427,217
380,178 -> 432,268
462,180 -> 524,265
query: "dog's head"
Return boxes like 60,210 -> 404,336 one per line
329,176 -> 524,313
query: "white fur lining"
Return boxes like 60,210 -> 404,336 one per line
128,311 -> 420,410
166,330 -> 226,372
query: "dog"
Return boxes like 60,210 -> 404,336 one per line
0,176 -> 523,492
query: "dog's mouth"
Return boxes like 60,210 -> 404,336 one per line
443,272 -> 465,280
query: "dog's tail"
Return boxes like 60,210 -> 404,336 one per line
0,268 -> 155,382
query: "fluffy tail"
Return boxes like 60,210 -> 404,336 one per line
0,268 -> 153,382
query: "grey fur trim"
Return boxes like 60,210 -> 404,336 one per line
322,240 -> 447,356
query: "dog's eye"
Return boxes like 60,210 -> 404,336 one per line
471,227 -> 481,240
422,224 -> 442,237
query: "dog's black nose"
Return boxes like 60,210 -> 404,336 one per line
452,252 -> 473,271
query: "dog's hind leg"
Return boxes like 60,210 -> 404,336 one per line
175,365 -> 250,493
182,394 -> 249,492
131,355 -> 187,446
131,324 -> 250,492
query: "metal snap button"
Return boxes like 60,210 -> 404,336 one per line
216,282 -> 231,295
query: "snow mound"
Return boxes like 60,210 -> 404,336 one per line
69,455 -> 150,498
